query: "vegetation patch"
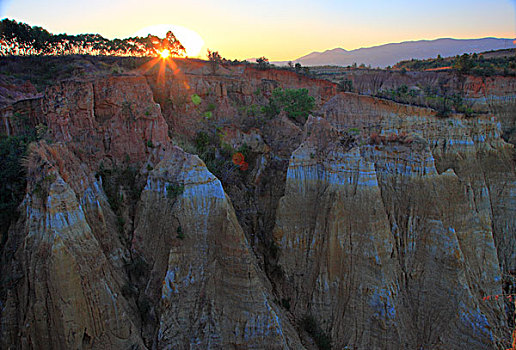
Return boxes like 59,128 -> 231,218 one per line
265,88 -> 315,121
374,84 -> 475,117
394,51 -> 516,77
192,131 -> 253,185
191,94 -> 202,105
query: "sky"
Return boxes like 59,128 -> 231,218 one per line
1,0 -> 515,61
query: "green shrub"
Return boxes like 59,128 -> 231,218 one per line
192,131 -> 251,186
191,94 -> 202,105
245,104 -> 261,117
265,88 -> 315,121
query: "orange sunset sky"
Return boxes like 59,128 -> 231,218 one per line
1,0 -> 515,61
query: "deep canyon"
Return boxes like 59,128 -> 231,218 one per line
0,56 -> 515,349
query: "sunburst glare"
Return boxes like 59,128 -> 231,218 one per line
160,49 -> 170,59
134,24 -> 204,57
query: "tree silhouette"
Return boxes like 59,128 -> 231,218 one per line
256,56 -> 270,70
0,19 -> 185,57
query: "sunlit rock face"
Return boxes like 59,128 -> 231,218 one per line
132,147 -> 303,349
273,98 -> 511,348
361,143 -> 503,349
0,143 -> 144,349
323,93 -> 515,275
28,76 -> 170,168
273,116 -> 402,348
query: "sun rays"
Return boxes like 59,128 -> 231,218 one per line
134,24 -> 204,57
137,53 -> 189,88
160,49 -> 170,59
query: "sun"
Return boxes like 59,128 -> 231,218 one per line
160,49 -> 170,59
133,24 -> 205,57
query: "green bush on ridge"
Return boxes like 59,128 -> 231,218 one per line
265,88 -> 315,121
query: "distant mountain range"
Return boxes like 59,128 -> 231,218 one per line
273,38 -> 515,68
